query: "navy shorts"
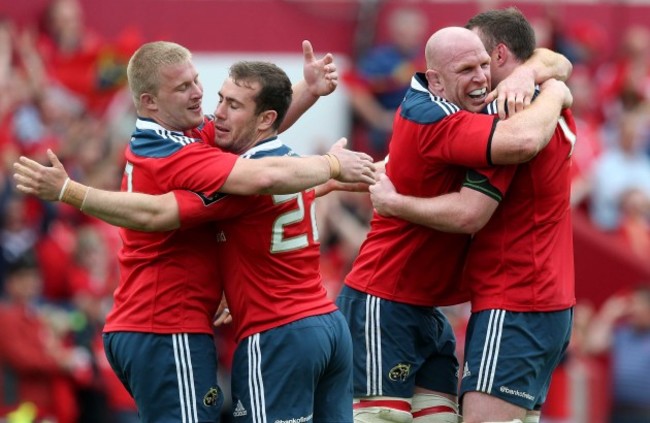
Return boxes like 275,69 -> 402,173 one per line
336,285 -> 459,399
103,332 -> 224,423
230,311 -> 353,422
459,308 -> 573,410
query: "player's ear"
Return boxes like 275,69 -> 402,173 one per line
258,110 -> 277,131
494,43 -> 509,65
425,69 -> 442,91
140,93 -> 157,111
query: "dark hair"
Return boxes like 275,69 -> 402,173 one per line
6,250 -> 39,278
228,61 -> 293,131
465,7 -> 536,61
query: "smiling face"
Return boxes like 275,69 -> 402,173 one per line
213,77 -> 270,155
425,27 -> 492,113
146,60 -> 204,132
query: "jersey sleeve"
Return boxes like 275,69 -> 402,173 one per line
421,112 -> 498,167
462,164 -> 517,202
155,142 -> 238,196
173,190 -> 258,228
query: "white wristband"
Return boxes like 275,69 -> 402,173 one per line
58,177 -> 71,201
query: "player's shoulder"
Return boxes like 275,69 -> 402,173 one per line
129,117 -> 203,158
242,136 -> 297,160
400,73 -> 463,124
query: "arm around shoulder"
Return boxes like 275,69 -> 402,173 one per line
370,175 -> 498,234
490,79 -> 572,165
221,138 -> 375,195
527,48 -> 573,83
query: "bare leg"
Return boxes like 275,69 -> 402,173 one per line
462,391 -> 526,423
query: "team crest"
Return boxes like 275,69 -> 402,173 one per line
203,387 -> 220,406
388,363 -> 411,382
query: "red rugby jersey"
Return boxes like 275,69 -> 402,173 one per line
103,117 -> 238,335
345,74 -> 513,307
174,137 -> 336,342
464,109 -> 577,312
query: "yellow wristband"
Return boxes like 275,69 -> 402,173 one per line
60,180 -> 89,210
323,153 -> 341,179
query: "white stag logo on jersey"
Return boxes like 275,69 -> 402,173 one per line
388,363 -> 411,382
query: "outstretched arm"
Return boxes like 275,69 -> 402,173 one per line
222,137 -> 375,195
14,150 -> 181,231
279,40 -> 338,132
369,174 -> 498,233
14,140 -> 376,231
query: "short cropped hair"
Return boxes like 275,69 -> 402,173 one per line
229,61 -> 293,131
126,41 -> 192,106
465,7 -> 536,62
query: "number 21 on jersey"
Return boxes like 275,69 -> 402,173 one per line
271,191 -> 318,253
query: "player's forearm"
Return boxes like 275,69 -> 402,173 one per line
279,80 -> 318,133
526,48 -> 572,83
491,84 -> 564,164
263,155 -> 338,194
383,193 -> 481,234
224,155 -> 332,195
60,181 -> 180,231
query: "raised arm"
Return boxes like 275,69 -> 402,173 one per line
279,40 -> 338,132
369,174 -> 498,233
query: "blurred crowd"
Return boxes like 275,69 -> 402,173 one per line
0,0 -> 649,422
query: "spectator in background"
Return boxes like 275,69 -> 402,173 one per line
0,250 -> 93,423
616,188 -> 650,260
315,189 -> 373,299
598,25 -> 650,130
584,284 -> 650,423
566,65 -> 604,208
67,225 -> 138,423
0,196 -> 38,292
35,0 -> 139,117
590,107 -> 650,230
342,6 -> 427,160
